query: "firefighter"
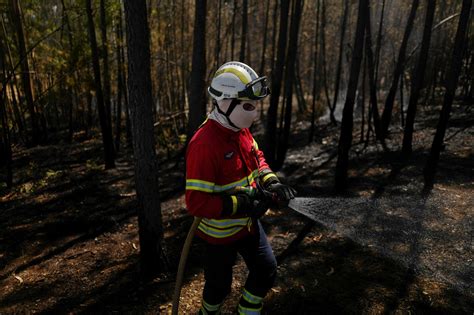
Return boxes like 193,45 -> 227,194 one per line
185,61 -> 296,314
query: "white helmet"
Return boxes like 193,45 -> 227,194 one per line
208,61 -> 270,101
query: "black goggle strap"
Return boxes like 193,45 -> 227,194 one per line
215,99 -> 241,129
238,76 -> 270,100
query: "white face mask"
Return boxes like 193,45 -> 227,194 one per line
228,101 -> 258,129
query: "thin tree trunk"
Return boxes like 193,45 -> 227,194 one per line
115,14 -> 124,153
402,0 -> 436,157
124,0 -> 167,280
364,2 -> 386,149
270,1 -> 279,73
0,38 -> 12,188
100,0 -> 114,139
275,0 -> 304,170
265,0 -> 290,167
187,0 -> 207,138
374,0 -> 386,84
259,0 -> 271,76
320,0 -> 334,124
331,0 -> 349,123
380,0 -> 419,139
231,0 -> 237,60
335,0 -> 368,192
360,53 -> 367,143
239,0 -> 248,62
400,71 -> 405,127
424,0 -> 472,188
85,0 -> 115,168
309,0 -> 321,144
215,0 -> 221,68
10,0 -> 40,146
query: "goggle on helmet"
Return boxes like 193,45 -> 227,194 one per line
208,61 -> 271,101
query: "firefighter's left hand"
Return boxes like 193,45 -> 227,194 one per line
267,182 -> 296,205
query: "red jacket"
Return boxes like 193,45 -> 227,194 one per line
185,119 -> 277,244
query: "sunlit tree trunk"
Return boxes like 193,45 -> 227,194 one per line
85,0 -> 115,169
424,0 -> 472,188
124,0 -> 167,280
402,0 -> 436,157
335,0 -> 368,191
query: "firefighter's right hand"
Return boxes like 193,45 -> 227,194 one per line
221,194 -> 268,218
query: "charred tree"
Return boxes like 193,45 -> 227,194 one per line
187,0 -> 207,138
309,0 -> 321,144
100,0 -> 113,137
275,0 -> 304,170
424,0 -> 472,188
335,0 -> 368,192
381,0 -> 419,139
265,0 -> 290,168
85,0 -> 115,168
124,0 -> 167,279
239,0 -> 248,62
364,2 -> 386,150
0,38 -> 12,188
10,0 -> 39,146
402,0 -> 436,157
331,0 -> 349,125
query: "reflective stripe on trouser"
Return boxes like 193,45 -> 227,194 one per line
202,220 -> 277,311
238,288 -> 264,314
199,298 -> 222,315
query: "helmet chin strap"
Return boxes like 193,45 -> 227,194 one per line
214,99 -> 241,129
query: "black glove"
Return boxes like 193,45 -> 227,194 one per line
221,193 -> 270,218
267,182 -> 296,206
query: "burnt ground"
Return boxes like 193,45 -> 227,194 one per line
0,103 -> 473,314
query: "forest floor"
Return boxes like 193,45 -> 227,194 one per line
0,103 -> 473,314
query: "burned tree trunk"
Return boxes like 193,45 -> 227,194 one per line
85,0 -> 115,168
424,0 -> 472,188
265,0 -> 290,168
124,0 -> 167,279
381,0 -> 419,139
335,0 -> 368,192
187,0 -> 207,138
402,0 -> 436,157
239,0 -> 248,62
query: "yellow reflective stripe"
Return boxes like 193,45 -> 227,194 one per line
186,169 -> 259,194
242,288 -> 263,304
252,138 -> 259,150
262,173 -> 278,184
198,223 -> 246,238
215,68 -> 250,84
231,195 -> 238,215
237,304 -> 262,315
214,169 -> 259,192
186,179 -> 215,193
202,218 -> 249,229
202,299 -> 221,312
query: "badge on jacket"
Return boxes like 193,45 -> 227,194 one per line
224,151 -> 235,160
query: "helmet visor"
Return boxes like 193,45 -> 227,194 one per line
238,76 -> 271,100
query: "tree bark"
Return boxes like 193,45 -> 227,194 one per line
275,0 -> 304,170
124,0 -> 167,280
380,0 -> 419,139
309,0 -> 321,144
402,0 -> 436,157
0,37 -> 12,188
10,0 -> 40,146
239,0 -> 248,62
100,0 -> 114,138
115,13 -> 124,153
265,0 -> 290,168
424,0 -> 472,188
364,2 -> 386,149
85,0 -> 115,168
331,0 -> 349,124
187,0 -> 207,138
335,0 -> 368,192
